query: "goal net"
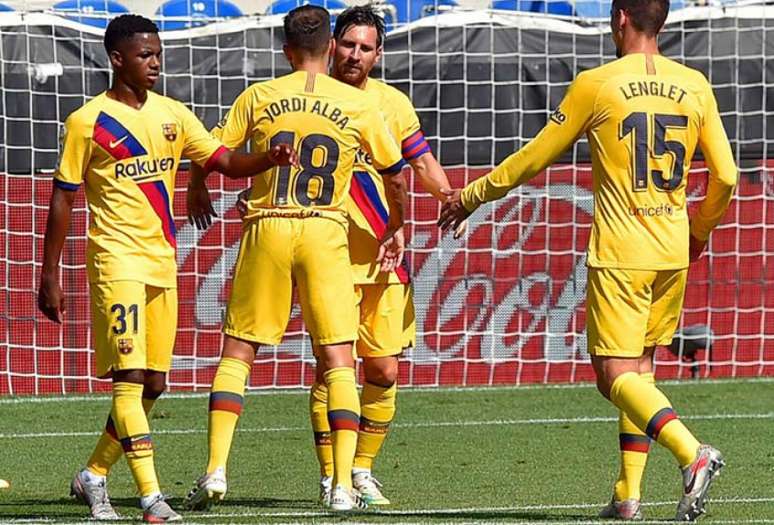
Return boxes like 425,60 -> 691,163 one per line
1,6 -> 772,394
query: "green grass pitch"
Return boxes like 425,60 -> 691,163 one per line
0,378 -> 772,524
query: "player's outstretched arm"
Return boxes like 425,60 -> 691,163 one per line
377,171 -> 409,272
689,82 -> 738,261
38,186 -> 76,324
439,74 -> 596,235
211,143 -> 298,180
410,152 -> 466,239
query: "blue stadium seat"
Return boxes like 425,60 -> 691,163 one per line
265,0 -> 347,15
573,0 -> 685,19
52,0 -> 128,28
386,0 -> 458,26
156,0 -> 243,31
0,3 -> 13,11
491,0 -> 573,16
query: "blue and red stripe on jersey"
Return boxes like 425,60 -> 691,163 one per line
401,130 -> 431,161
645,407 -> 678,440
619,433 -> 651,453
349,171 -> 410,283
209,391 -> 244,416
93,112 -> 147,160
137,180 -> 177,249
328,409 -> 360,432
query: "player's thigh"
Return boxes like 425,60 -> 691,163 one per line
356,283 -> 414,358
586,268 -> 655,358
644,269 -> 688,347
224,219 -> 294,345
90,280 -> 148,378
294,219 -> 358,346
145,286 -> 177,374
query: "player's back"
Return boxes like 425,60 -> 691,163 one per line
580,54 -> 727,270
216,71 -> 403,219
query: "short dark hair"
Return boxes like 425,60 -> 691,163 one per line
333,5 -> 385,48
104,14 -> 159,53
611,0 -> 668,37
283,5 -> 331,56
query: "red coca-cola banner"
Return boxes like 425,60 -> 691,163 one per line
1,164 -> 772,395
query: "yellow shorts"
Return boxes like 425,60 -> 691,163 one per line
224,217 -> 358,346
355,283 -> 416,358
90,280 -> 177,378
586,267 -> 687,358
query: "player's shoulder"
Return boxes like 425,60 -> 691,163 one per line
64,93 -> 108,133
368,79 -> 415,110
654,55 -> 708,84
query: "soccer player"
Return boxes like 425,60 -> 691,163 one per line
37,15 -> 296,523
438,0 -> 737,520
314,5 -> 462,506
183,5 -> 408,512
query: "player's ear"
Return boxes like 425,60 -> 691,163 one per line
375,44 -> 383,64
327,37 -> 335,57
108,49 -> 123,69
282,44 -> 293,66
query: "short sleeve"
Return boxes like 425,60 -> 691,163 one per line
177,103 -> 228,172
213,88 -> 256,149
359,105 -> 405,176
54,113 -> 91,191
392,92 -> 429,161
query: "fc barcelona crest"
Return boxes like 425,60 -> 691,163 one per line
118,338 -> 133,354
162,123 -> 177,141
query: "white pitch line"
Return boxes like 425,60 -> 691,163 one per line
1,376 -> 771,405
0,412 -> 771,440
2,498 -> 773,524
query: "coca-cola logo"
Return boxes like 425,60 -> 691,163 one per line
177,182 -> 594,364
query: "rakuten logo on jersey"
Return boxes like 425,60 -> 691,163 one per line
115,157 -> 175,179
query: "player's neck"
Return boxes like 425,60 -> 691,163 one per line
619,35 -> 660,57
293,59 -> 329,76
106,81 -> 149,110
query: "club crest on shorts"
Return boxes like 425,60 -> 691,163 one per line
162,123 -> 177,141
118,338 -> 133,354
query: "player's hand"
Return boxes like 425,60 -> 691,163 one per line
187,179 -> 217,230
453,218 -> 468,240
438,188 -> 471,233
38,273 -> 65,324
689,233 -> 707,262
236,188 -> 250,220
377,227 -> 405,273
269,143 -> 299,168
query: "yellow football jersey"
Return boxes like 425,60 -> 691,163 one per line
214,71 -> 404,222
347,78 -> 430,285
461,53 -> 738,270
55,91 -> 227,287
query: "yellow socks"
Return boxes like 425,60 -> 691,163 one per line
354,382 -> 397,471
111,382 -> 159,497
206,357 -> 251,474
325,367 -> 360,491
613,373 -> 653,501
610,372 -> 701,468
87,397 -> 157,477
309,382 -> 334,477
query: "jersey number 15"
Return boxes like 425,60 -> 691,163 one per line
620,112 -> 688,192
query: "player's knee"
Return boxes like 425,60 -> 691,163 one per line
143,371 -> 167,400
363,357 -> 399,387
112,368 -> 145,385
596,377 -> 612,399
